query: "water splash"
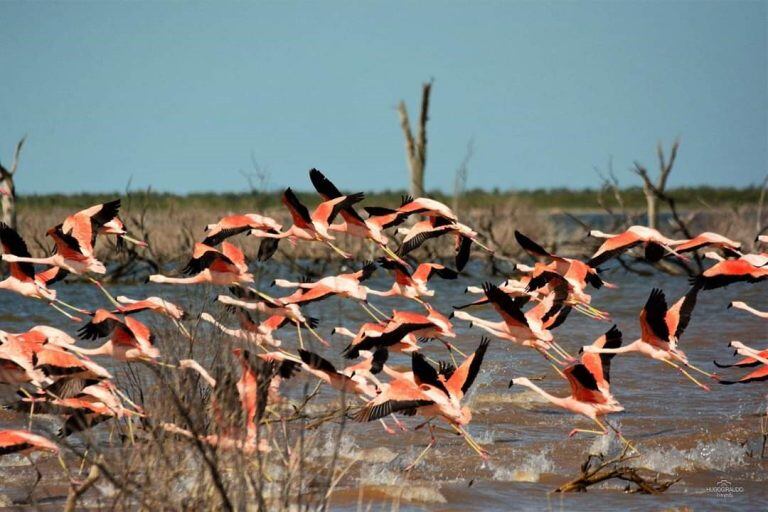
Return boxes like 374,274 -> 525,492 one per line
490,450 -> 554,483
634,439 -> 749,474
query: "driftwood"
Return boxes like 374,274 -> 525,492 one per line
0,136 -> 25,229
555,447 -> 679,494
64,464 -> 101,512
633,140 -> 677,230
398,81 -> 432,197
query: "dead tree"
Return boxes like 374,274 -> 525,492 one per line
398,81 -> 432,198
556,446 -> 679,494
633,139 -> 678,230
452,139 -> 474,214
0,136 -> 25,229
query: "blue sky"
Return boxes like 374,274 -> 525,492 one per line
0,1 -> 765,195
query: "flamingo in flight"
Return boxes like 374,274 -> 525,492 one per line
149,242 -> 253,286
368,257 -> 458,302
587,225 -> 686,266
675,232 -> 742,257
0,429 -> 59,457
582,286 -> 715,390
690,255 -> 768,290
355,338 -> 491,466
716,341 -> 768,385
273,260 -> 378,305
61,199 -> 146,252
342,306 -> 455,359
2,223 -> 106,275
508,348 -> 632,448
201,213 -> 283,261
395,216 -> 490,272
200,308 -> 317,348
113,295 -> 187,321
164,350 -> 279,454
309,169 -> 405,262
332,322 -> 420,357
298,349 -> 379,397
70,309 -> 160,362
452,282 -> 572,363
0,223 -> 87,321
257,187 -> 365,259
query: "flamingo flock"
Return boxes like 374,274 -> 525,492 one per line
0,168 -> 766,485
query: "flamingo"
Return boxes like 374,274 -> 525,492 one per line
274,260 -> 378,305
309,169 -> 404,261
728,301 -> 768,319
52,379 -> 140,437
70,309 -> 160,362
0,429 -> 58,456
201,213 -> 283,261
199,309 -> 316,348
355,338 -> 491,466
515,231 -> 611,300
395,216 -> 491,271
691,257 -> 768,290
587,225 -> 686,266
369,257 -> 458,301
257,187 -> 365,259
61,199 -> 146,253
2,224 -> 106,275
332,323 -> 420,357
582,287 -> 714,390
451,282 -> 570,362
717,342 -> 768,384
0,223 -> 87,321
112,295 -> 187,320
163,350 -> 276,454
508,360 -> 629,446
342,306 -> 455,359
675,232 -> 742,256
149,242 -> 253,286
297,349 -> 379,397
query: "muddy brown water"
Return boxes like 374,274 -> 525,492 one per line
0,264 -> 766,510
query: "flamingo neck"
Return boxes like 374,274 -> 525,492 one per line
515,379 -> 569,409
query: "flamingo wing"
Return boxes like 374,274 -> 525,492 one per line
203,225 -> 252,247
298,349 -> 339,374
282,188 -> 313,227
411,352 -> 449,396
182,245 -> 234,275
563,363 -> 605,403
446,337 -> 490,399
0,222 -> 35,280
309,168 -> 367,225
77,310 -> 123,340
719,365 -> 768,385
0,429 -> 58,455
581,325 -> 622,384
220,242 -> 248,273
312,193 -> 365,225
396,224 -> 449,257
667,285 -> 700,340
515,231 -> 557,260
714,349 -> 768,368
48,225 -> 88,261
413,263 -> 459,283
35,266 -> 69,286
363,206 -> 410,229
587,231 -> 642,267
354,398 -> 433,422
89,199 -> 121,229
482,282 -> 530,328
642,288 -> 670,341
455,234 -> 473,271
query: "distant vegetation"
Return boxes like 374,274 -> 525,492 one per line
16,185 -> 762,212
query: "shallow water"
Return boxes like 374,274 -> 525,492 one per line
0,262 -> 766,510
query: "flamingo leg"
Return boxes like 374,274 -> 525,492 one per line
452,424 -> 489,459
595,417 -> 638,453
472,238 -> 494,253
568,428 -> 605,437
48,301 -> 82,322
87,278 -> 122,308
379,419 -> 396,435
358,302 -> 382,322
324,240 -> 351,259
366,302 -> 388,319
405,424 -> 436,471
661,359 -> 710,391
296,321 -> 304,349
51,297 -> 91,315
437,337 -> 467,357
304,324 -> 330,347
550,341 -> 573,360
391,414 -> 408,432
